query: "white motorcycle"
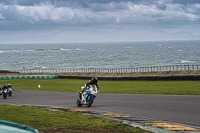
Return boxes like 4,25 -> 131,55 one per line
77,85 -> 99,107
1,88 -> 8,99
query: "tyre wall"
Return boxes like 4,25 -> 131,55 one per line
0,75 -> 57,79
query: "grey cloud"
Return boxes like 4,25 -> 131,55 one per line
1,0 -> 200,6
0,13 -> 5,19
173,0 -> 200,5
0,0 -> 200,32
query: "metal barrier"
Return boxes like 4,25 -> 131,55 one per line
8,64 -> 200,74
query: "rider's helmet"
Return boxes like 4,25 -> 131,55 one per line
4,84 -> 6,87
91,77 -> 98,82
8,84 -> 11,86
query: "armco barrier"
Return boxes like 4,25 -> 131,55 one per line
58,75 -> 200,81
0,75 -> 57,79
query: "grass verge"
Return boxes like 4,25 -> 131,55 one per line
0,105 -> 153,133
0,79 -> 200,95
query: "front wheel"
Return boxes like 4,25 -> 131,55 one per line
86,95 -> 94,107
8,92 -> 12,96
3,94 -> 7,99
77,99 -> 82,107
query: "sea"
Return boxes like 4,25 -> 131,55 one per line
0,40 -> 200,71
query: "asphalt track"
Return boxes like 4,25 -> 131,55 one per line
1,90 -> 200,128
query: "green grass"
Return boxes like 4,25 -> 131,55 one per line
0,79 -> 200,95
0,105 -> 152,133
101,80 -> 200,95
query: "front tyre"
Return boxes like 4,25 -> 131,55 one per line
8,92 -> 12,96
86,95 -> 94,107
77,99 -> 82,107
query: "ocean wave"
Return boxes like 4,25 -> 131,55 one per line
0,50 -> 23,53
50,49 -> 61,51
35,66 -> 47,69
0,50 -> 22,53
34,49 -> 71,51
34,48 -> 71,51
27,50 -> 35,52
61,48 -> 71,51
11,50 -> 21,52
181,60 -> 193,63
76,48 -> 84,51
35,49 -> 49,51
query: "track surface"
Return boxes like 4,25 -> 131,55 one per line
1,90 -> 200,127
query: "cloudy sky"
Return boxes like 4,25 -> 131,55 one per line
0,0 -> 200,38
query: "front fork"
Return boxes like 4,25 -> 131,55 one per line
77,91 -> 81,99
88,95 -> 91,100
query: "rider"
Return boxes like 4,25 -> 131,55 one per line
7,84 -> 12,89
2,84 -> 7,94
81,77 -> 99,95
2,84 -> 7,90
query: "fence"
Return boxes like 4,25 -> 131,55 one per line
9,64 -> 200,74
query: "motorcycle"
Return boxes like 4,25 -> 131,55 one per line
77,84 -> 99,107
2,88 -> 8,99
8,87 -> 13,96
